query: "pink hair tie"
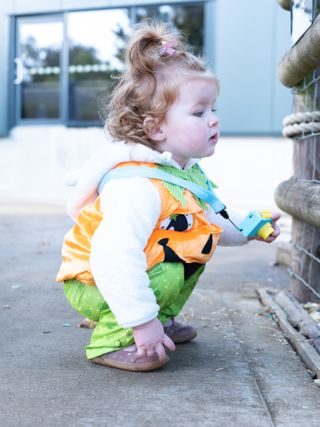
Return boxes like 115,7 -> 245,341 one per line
159,40 -> 176,56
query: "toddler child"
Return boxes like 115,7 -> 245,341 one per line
57,20 -> 280,372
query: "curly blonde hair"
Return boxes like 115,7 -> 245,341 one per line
106,20 -> 219,147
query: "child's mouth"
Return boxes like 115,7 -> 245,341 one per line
209,134 -> 218,144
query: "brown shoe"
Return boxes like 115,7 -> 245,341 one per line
90,347 -> 169,372
164,318 -> 197,343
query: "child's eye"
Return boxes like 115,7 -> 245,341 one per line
193,111 -> 204,117
211,108 -> 217,113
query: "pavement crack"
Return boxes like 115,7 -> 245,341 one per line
224,302 -> 277,427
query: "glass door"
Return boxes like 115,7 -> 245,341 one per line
14,15 -> 63,123
67,8 -> 131,124
135,4 -> 205,53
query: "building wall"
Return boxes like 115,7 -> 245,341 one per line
0,0 -> 291,136
0,125 -> 105,204
0,0 -> 293,203
215,0 -> 291,134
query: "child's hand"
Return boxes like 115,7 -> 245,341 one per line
251,211 -> 281,243
133,318 -> 175,361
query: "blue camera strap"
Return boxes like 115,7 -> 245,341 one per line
98,165 -> 226,215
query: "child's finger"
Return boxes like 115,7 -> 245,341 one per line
266,229 -> 280,243
163,334 -> 176,352
269,226 -> 280,240
266,236 -> 275,243
272,229 -> 280,238
271,211 -> 281,222
146,347 -> 157,357
135,346 -> 147,360
155,343 -> 167,361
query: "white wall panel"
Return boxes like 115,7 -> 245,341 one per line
215,1 -> 291,134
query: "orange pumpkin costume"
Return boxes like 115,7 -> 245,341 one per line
57,162 -> 222,285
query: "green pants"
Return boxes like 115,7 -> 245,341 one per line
64,262 -> 205,359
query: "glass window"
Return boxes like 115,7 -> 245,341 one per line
136,4 -> 204,54
17,17 -> 63,119
13,3 -> 205,126
68,9 -> 131,123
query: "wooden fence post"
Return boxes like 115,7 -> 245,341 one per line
275,2 -> 320,303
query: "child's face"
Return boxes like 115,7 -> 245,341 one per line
157,77 -> 220,167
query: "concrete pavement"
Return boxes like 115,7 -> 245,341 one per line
1,207 -> 319,427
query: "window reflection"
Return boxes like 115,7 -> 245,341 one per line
15,3 -> 205,125
136,4 -> 204,54
19,20 -> 62,119
68,9 -> 131,122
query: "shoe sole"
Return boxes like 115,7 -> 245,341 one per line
170,330 -> 197,344
90,354 -> 169,372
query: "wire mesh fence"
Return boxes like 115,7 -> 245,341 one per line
289,67 -> 320,302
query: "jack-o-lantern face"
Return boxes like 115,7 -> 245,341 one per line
145,221 -> 221,272
158,234 -> 213,263
159,214 -> 193,232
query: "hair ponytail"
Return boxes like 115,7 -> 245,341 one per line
127,21 -> 181,76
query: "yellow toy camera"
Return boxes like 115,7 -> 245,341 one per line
238,210 -> 274,240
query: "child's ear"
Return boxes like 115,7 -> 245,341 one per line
143,117 -> 166,142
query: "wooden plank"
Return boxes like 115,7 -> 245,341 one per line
277,0 -> 291,11
275,177 -> 320,228
275,290 -> 320,353
275,290 -> 310,326
278,14 -> 320,87
258,288 -> 320,378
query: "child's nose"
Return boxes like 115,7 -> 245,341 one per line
209,114 -> 219,127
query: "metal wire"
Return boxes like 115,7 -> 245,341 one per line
307,228 -> 317,289
300,72 -> 320,93
290,176 -> 320,184
291,241 -> 320,265
296,131 -> 320,141
288,63 -> 320,301
288,268 -> 320,300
